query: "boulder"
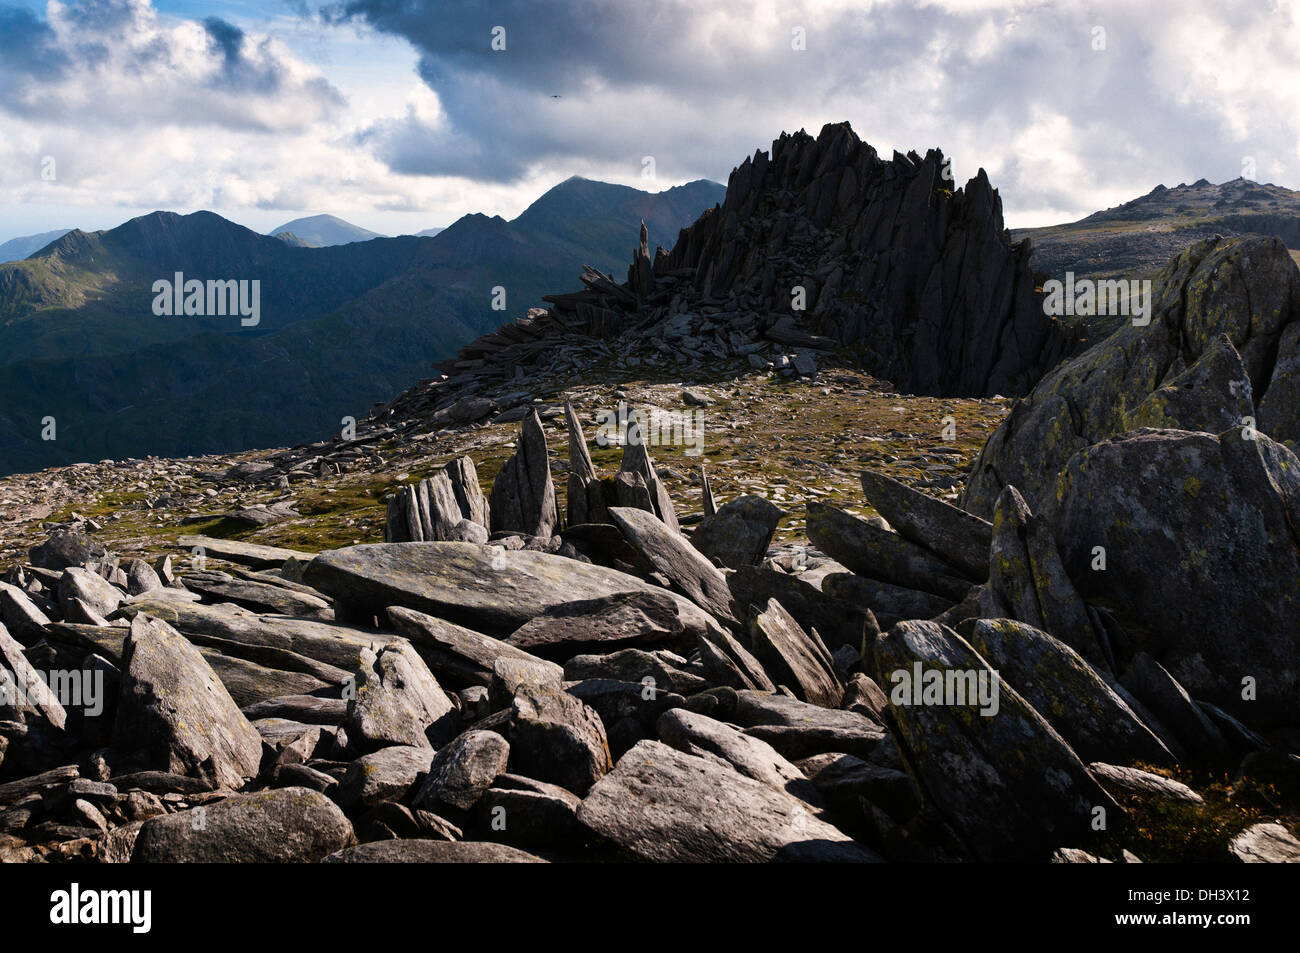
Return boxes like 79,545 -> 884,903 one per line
963,235 -> 1300,516
807,502 -> 972,600
578,740 -> 880,862
982,486 -> 1110,669
877,620 -> 1120,861
727,565 -> 869,652
1229,822 -> 1300,863
504,590 -> 692,660
747,599 -> 843,707
1045,426 -> 1300,727
960,618 -> 1175,767
113,614 -> 263,790
305,542 -> 719,639
859,470 -> 991,580
656,708 -> 822,808
347,642 -> 456,751
414,730 -> 511,814
607,507 -> 737,624
690,495 -> 784,569
507,685 -> 612,795
131,787 -> 355,862
335,745 -> 432,809
386,605 -> 548,688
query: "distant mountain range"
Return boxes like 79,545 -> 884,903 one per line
0,229 -> 75,264
0,177 -> 724,475
1016,177 -> 1300,281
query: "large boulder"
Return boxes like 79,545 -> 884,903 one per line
959,618 -> 1175,767
304,541 -> 720,638
113,614 -> 263,790
964,235 -> 1300,516
131,787 -> 355,862
690,495 -> 784,569
877,620 -> 1119,861
578,740 -> 880,862
1045,427 -> 1300,728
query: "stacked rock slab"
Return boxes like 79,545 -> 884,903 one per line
384,455 -> 490,543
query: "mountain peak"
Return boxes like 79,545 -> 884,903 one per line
270,214 -> 385,247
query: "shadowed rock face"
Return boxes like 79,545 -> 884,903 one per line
1043,427 -> 1300,729
963,235 -> 1300,518
876,620 -> 1120,862
657,122 -> 1078,398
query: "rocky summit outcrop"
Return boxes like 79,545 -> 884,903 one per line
378,122 -> 1077,434
657,122 -> 1078,397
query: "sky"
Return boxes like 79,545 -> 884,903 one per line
0,0 -> 1297,241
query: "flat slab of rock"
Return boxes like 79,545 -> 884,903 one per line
747,598 -> 843,708
131,787 -> 355,862
305,541 -> 720,638
961,618 -> 1174,767
1088,762 -> 1203,804
181,570 -> 332,618
607,507 -> 738,624
119,597 -> 398,670
177,535 -> 315,569
578,740 -> 880,862
728,565 -> 868,653
1,622 -> 67,730
387,605 -> 548,688
807,502 -> 972,601
504,590 -> 691,659
657,708 -> 822,807
1229,822 -> 1300,863
113,614 -> 263,790
859,470 -> 991,580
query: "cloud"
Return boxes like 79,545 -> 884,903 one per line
0,0 -> 344,132
328,0 -> 1300,224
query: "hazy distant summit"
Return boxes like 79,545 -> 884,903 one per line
270,214 -> 386,247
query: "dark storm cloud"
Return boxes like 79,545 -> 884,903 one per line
323,0 -> 1300,225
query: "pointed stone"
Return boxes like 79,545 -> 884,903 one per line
490,410 -> 558,537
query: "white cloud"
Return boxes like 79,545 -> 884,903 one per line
2,0 -> 1299,238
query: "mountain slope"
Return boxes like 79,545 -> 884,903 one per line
270,214 -> 386,247
0,229 -> 74,263
1015,177 -> 1300,283
0,180 -> 724,476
